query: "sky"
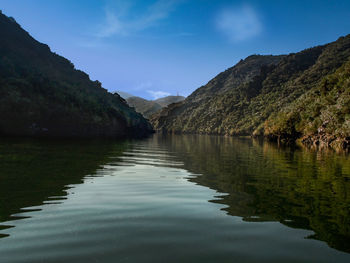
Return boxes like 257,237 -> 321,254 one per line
1,0 -> 350,100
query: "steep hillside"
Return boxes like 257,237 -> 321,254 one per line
151,35 -> 350,149
0,12 -> 152,138
127,95 -> 185,118
264,59 -> 350,149
151,55 -> 285,133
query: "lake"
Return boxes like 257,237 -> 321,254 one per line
0,134 -> 349,262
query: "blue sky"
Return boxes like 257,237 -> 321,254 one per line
1,0 -> 350,99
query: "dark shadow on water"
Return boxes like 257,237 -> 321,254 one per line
0,138 -> 129,236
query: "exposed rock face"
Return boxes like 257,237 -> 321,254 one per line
151,35 -> 350,150
0,12 -> 153,138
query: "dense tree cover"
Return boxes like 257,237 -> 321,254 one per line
0,12 -> 152,137
151,35 -> 350,148
264,59 -> 350,141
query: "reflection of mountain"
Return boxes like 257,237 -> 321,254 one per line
151,135 -> 350,253
2,135 -> 350,253
0,139 -> 128,237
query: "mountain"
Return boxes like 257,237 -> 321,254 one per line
116,91 -> 134,100
151,35 -> 350,150
154,96 -> 185,107
127,96 -> 162,118
126,95 -> 185,118
265,58 -> 350,149
0,11 -> 153,138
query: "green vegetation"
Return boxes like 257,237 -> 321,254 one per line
265,59 -> 350,145
0,12 -> 152,137
151,35 -> 350,149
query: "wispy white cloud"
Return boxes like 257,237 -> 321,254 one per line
147,90 -> 171,99
96,0 -> 178,38
216,5 -> 262,42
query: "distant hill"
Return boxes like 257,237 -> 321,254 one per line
0,11 -> 153,137
116,91 -> 134,100
127,95 -> 185,118
154,96 -> 186,107
127,96 -> 162,119
151,35 -> 350,150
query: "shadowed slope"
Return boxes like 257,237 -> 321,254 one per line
0,12 -> 152,138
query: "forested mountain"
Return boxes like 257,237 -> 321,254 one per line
126,95 -> 185,118
151,35 -> 350,149
0,11 -> 152,137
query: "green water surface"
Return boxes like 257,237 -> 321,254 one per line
0,134 -> 349,262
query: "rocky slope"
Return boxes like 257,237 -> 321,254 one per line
126,95 -> 185,118
0,11 -> 153,138
151,35 -> 350,150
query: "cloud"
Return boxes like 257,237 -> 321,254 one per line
147,90 -> 171,100
132,82 -> 171,99
97,8 -> 125,37
96,0 -> 178,38
216,5 -> 262,42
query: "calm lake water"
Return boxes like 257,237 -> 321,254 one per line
0,134 -> 350,262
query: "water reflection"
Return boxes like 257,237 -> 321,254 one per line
0,138 -> 127,235
0,135 -> 349,259
150,135 -> 350,253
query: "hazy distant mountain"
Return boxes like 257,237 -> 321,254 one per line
127,97 -> 162,119
116,91 -> 135,100
0,11 -> 153,137
127,95 -> 185,118
151,35 -> 350,150
114,90 -> 185,118
155,96 -> 186,107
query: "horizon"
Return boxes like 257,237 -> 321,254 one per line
1,0 -> 350,100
